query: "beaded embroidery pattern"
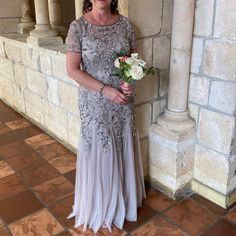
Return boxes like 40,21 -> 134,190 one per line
66,15 -> 137,152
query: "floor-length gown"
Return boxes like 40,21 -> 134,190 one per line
65,14 -> 146,233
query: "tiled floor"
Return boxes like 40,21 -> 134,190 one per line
0,100 -> 236,236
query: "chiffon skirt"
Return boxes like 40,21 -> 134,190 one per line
67,122 -> 146,233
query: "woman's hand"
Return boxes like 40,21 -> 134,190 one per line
120,81 -> 134,97
102,86 -> 129,104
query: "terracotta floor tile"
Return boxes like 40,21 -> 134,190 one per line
9,208 -> 64,236
0,110 -> 23,123
5,119 -> 32,131
0,140 -> 33,159
32,176 -> 74,205
0,173 -> 28,201
6,151 -> 46,172
49,194 -> 75,227
0,228 -> 10,236
123,202 -> 159,233
0,132 -> 19,146
131,215 -> 188,236
201,219 -> 236,236
49,154 -> 76,174
144,188 -> 177,212
0,190 -> 43,224
190,193 -> 227,215
164,198 -> 218,236
0,123 -> 11,134
56,231 -> 72,236
21,163 -> 61,186
0,219 -> 5,230
224,206 -> 236,225
24,133 -> 56,149
0,160 -> 15,178
69,225 -> 127,235
13,126 -> 43,139
36,142 -> 71,162
64,170 -> 76,185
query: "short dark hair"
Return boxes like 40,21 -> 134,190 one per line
83,0 -> 119,15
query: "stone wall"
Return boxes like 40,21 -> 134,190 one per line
129,0 -> 173,176
0,36 -> 81,152
189,0 -> 236,197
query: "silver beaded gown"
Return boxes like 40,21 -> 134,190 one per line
65,15 -> 146,233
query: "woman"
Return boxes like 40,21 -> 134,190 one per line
66,0 -> 146,233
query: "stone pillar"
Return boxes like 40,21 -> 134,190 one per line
27,0 -> 63,47
17,0 -> 35,34
75,0 -> 83,19
48,0 -> 66,33
149,0 -> 196,199
119,0 -> 128,17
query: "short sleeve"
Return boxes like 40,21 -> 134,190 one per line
127,20 -> 137,51
66,20 -> 82,53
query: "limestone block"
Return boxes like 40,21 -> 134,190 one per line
14,63 -> 27,86
159,70 -> 169,97
46,76 -> 59,105
134,75 -> 158,104
135,103 -> 152,139
0,77 -> 14,106
24,89 -> 44,124
228,154 -> 236,193
0,19 -> 18,34
194,144 -> 229,194
0,57 -> 14,81
51,55 -> 67,81
128,0 -> 162,37
197,108 -> 235,154
12,84 -> 25,113
188,103 -> 199,123
5,42 -> 21,63
137,38 -> 152,67
203,40 -> 236,81
67,112 -> 81,149
43,100 -> 68,142
149,124 -> 195,191
140,138 -> 148,177
40,52 -> 52,75
153,36 -> 171,70
152,99 -> 167,123
191,38 -> 204,74
21,46 -> 40,71
189,75 -> 210,105
194,0 -> 214,36
26,68 -> 47,97
209,81 -> 236,115
58,81 -> 79,115
214,0 -> 236,40
161,0 -> 173,35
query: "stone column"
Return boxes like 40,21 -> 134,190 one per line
48,0 -> 66,33
75,0 -> 83,19
149,0 -> 196,199
119,0 -> 128,17
27,0 -> 63,46
17,0 -> 35,34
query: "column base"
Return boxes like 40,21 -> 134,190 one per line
192,179 -> 236,209
27,35 -> 63,47
17,21 -> 35,34
149,111 -> 196,199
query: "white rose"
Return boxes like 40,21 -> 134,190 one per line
131,53 -> 138,59
139,59 -> 146,67
114,58 -> 120,68
130,65 -> 144,80
125,57 -> 134,65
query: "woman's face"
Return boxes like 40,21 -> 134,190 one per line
91,0 -> 112,11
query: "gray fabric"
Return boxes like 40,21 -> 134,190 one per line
66,15 -> 146,233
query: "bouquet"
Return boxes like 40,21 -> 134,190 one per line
113,50 -> 158,95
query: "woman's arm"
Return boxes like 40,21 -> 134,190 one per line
66,52 -> 128,104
